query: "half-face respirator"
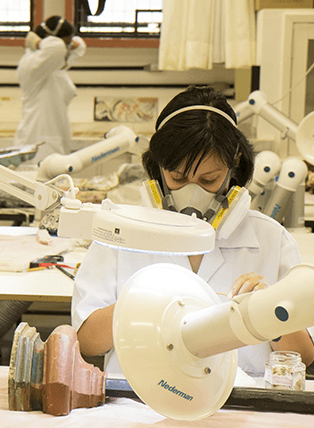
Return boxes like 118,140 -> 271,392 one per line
140,178 -> 250,240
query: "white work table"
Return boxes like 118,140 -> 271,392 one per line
0,224 -> 313,303
0,227 -> 87,302
0,253 -> 84,302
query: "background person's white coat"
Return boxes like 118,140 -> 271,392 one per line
13,35 -> 86,163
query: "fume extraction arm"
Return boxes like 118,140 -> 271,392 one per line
36,125 -> 142,181
113,262 -> 314,420
235,91 -> 314,226
235,90 -> 314,165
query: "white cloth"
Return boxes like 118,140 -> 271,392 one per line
158,0 -> 256,70
13,35 -> 86,163
72,210 -> 301,377
2,368 -> 314,428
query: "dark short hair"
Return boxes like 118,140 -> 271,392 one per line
35,16 -> 75,39
142,85 -> 254,190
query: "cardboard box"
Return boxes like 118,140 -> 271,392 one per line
255,0 -> 313,10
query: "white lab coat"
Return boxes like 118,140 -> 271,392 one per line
72,209 -> 302,377
13,35 -> 86,163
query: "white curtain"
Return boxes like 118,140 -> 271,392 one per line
158,0 -> 256,70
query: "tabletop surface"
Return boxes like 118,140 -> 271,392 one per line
0,227 -> 87,302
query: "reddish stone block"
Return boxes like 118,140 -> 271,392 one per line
8,322 -> 106,416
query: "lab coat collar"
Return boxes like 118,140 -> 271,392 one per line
169,214 -> 260,282
216,214 -> 260,249
197,214 -> 260,282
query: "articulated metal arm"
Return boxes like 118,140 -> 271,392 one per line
0,164 -> 76,211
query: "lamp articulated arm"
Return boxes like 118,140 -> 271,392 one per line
0,164 -> 66,211
0,125 -> 139,210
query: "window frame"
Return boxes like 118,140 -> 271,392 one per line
75,0 -> 162,40
0,0 -> 34,38
0,0 -> 42,46
0,0 -> 160,48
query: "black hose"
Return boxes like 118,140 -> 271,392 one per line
0,300 -> 32,338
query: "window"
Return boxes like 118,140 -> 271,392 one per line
0,0 -> 32,37
75,0 -> 163,38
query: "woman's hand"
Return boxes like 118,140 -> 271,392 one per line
226,273 -> 314,366
227,272 -> 269,299
25,31 -> 41,50
70,40 -> 80,50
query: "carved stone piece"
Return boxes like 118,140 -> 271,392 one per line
8,322 -> 106,416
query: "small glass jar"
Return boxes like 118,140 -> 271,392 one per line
264,351 -> 305,390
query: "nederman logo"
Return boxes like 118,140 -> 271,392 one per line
158,380 -> 193,401
92,147 -> 120,163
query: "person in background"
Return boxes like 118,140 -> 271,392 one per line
13,16 -> 86,163
72,85 -> 314,378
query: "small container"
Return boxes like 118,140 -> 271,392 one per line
265,351 -> 305,390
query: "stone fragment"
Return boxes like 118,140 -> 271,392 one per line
8,322 -> 106,416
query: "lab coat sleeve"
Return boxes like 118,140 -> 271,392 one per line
278,229 -> 302,280
65,36 -> 86,69
19,36 -> 67,86
71,242 -> 118,332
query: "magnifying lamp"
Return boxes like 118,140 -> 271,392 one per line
0,162 -> 215,254
58,199 -> 215,255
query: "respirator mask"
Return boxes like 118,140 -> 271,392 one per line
160,166 -> 231,221
140,176 -> 250,240
169,183 -> 220,218
140,105 -> 251,240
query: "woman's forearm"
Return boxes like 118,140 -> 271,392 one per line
271,329 -> 314,367
77,304 -> 115,357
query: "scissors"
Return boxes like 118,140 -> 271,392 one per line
29,255 -> 75,280
30,254 -> 66,268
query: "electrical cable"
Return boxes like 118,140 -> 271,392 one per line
271,61 -> 314,106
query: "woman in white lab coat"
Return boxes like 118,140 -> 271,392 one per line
13,16 -> 86,163
72,86 -> 314,377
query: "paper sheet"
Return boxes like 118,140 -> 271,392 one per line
0,234 -> 71,272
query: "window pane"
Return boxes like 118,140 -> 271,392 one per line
0,0 -> 32,34
76,0 -> 163,38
